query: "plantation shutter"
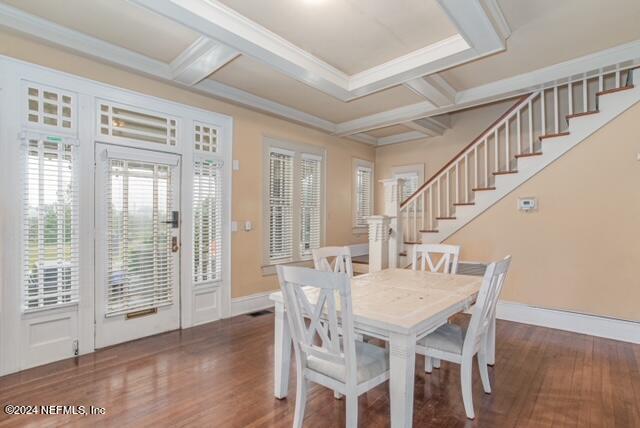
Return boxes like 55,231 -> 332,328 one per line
355,165 -> 373,227
268,150 -> 294,262
23,138 -> 79,311
299,155 -> 321,258
193,158 -> 223,284
105,159 -> 174,316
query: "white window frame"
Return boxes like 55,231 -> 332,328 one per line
352,158 -> 374,232
391,163 -> 425,203
262,137 -> 326,271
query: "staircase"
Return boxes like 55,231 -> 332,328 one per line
398,67 -> 640,250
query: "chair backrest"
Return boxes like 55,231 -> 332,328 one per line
412,244 -> 460,274
277,265 -> 357,384
312,246 -> 354,277
464,256 -> 512,353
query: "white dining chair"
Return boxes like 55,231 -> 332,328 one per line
411,243 -> 460,274
312,246 -> 354,277
415,256 -> 512,420
277,265 -> 390,428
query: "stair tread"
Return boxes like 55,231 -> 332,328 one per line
419,229 -> 439,233
404,241 -> 421,245
472,187 -> 496,191
596,85 -> 634,96
539,132 -> 570,140
493,170 -> 518,175
566,110 -> 599,119
435,216 -> 457,220
453,202 -> 475,206
515,152 -> 543,158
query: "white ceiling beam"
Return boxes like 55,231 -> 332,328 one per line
129,0 -> 501,101
170,36 -> 240,86
335,38 -> 640,136
404,75 -> 456,106
0,3 -> 337,133
405,118 -> 446,136
436,0 -> 506,55
377,131 -> 429,146
346,133 -> 378,145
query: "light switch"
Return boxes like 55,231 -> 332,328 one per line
231,221 -> 238,232
244,220 -> 252,231
518,197 -> 537,212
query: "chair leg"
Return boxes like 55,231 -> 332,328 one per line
477,351 -> 492,394
293,374 -> 308,428
345,394 -> 358,427
433,358 -> 441,369
460,357 -> 475,420
425,356 -> 433,373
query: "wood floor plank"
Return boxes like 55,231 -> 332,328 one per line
1,312 -> 639,427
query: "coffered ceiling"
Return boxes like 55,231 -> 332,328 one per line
1,0 -> 639,146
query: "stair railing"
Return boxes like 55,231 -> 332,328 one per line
398,67 -> 635,245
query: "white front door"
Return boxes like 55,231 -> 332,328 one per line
94,144 -> 181,348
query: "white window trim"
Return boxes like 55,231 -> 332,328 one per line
262,137 -> 326,273
352,158 -> 374,232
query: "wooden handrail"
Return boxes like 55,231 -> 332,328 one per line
400,93 -> 531,209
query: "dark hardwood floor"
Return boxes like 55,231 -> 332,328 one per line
1,312 -> 639,427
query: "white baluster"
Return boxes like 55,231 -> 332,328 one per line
455,162 -> 460,204
541,89 -> 546,135
528,99 -> 533,153
615,70 -> 621,88
464,154 -> 469,202
598,74 -> 604,92
494,129 -> 499,173
505,121 -> 510,170
412,200 -> 417,242
568,81 -> 573,115
429,185 -> 434,229
436,179 -> 441,218
420,193 -> 424,232
516,109 -> 522,156
474,146 -> 479,188
445,171 -> 450,217
553,86 -> 559,134
484,139 -> 489,187
582,79 -> 588,113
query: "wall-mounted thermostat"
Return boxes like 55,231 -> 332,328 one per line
518,197 -> 537,212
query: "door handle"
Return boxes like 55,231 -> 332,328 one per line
172,236 -> 180,253
163,211 -> 179,228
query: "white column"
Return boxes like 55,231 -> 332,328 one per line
380,178 -> 405,268
366,215 -> 390,273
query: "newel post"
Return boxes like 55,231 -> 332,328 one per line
365,216 -> 390,273
380,178 -> 404,268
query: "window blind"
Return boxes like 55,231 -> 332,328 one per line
355,165 -> 373,227
300,155 -> 321,258
268,150 -> 294,262
106,159 -> 173,317
23,139 -> 79,311
193,159 -> 223,284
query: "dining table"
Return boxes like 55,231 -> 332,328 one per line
269,268 -> 484,428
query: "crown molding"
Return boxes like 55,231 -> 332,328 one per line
130,0 -> 504,101
377,131 -> 429,146
170,36 -> 240,86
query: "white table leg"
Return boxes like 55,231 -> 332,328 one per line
274,302 -> 292,399
389,332 -> 417,428
486,315 -> 496,366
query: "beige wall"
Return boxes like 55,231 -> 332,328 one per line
445,102 -> 640,322
374,100 -> 515,212
0,31 -> 374,298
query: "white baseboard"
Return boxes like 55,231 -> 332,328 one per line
496,300 -> 640,344
231,291 -> 275,317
